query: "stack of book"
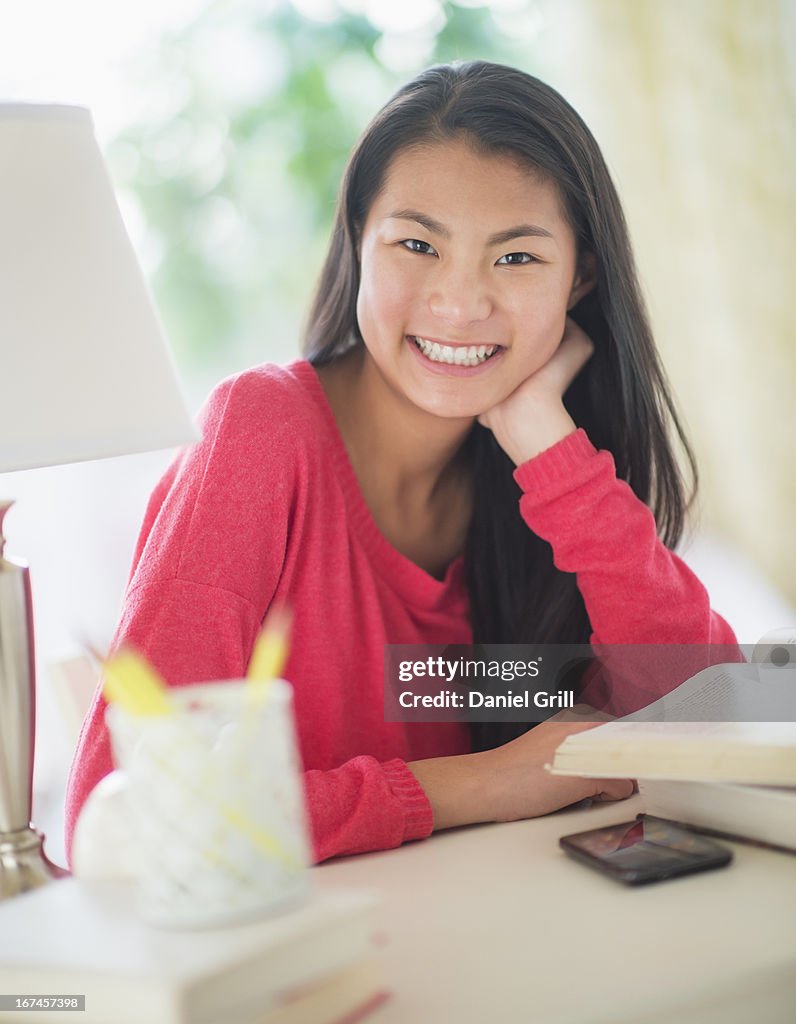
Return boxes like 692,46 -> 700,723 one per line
638,779 -> 796,852
548,632 -> 796,853
0,879 -> 388,1023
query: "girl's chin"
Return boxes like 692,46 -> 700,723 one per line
409,392 -> 490,422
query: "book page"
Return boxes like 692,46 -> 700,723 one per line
615,658 -> 796,723
620,664 -> 755,722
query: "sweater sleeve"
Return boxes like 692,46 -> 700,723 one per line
64,370 -> 434,865
512,430 -> 739,712
513,429 -> 737,646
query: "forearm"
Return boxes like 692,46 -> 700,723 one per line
410,721 -> 636,828
406,749 -> 498,831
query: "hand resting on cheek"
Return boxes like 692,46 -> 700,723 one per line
477,316 -> 595,466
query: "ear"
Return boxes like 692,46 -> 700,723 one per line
567,251 -> 597,310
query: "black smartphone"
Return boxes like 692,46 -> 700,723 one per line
559,815 -> 733,885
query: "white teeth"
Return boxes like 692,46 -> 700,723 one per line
413,337 -> 499,367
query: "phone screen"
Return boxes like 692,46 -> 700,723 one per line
559,816 -> 733,885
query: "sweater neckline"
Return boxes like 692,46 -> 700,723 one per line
291,359 -> 467,612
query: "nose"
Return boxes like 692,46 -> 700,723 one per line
427,261 -> 493,327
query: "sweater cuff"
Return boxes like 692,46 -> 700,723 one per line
512,428 -> 599,494
381,758 -> 434,842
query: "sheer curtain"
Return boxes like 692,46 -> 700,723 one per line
536,0 -> 796,613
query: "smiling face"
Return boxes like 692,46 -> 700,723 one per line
355,137 -> 594,420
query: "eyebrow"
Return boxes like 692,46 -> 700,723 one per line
387,208 -> 555,244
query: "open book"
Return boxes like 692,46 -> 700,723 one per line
547,629 -> 796,784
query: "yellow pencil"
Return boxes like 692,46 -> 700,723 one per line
247,603 -> 293,705
102,647 -> 173,717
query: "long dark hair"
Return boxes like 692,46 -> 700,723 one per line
301,61 -> 697,751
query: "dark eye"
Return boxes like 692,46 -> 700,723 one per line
496,252 -> 535,266
401,239 -> 438,256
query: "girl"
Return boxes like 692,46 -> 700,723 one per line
65,60 -> 737,863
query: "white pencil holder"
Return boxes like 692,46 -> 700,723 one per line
106,679 -> 311,929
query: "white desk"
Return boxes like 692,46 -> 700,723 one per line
315,795 -> 796,1024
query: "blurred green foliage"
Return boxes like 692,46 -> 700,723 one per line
111,0 -> 542,386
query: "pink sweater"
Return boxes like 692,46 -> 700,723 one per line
64,359 -> 737,862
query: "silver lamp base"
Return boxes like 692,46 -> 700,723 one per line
0,501 -> 69,901
0,827 -> 67,900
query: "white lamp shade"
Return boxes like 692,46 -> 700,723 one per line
0,103 -> 198,472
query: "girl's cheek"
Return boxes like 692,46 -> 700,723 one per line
514,306 -> 567,370
359,259 -> 411,317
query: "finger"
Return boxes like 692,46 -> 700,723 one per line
536,717 -> 600,735
540,321 -> 594,393
563,314 -> 594,344
558,319 -> 594,372
593,778 -> 636,801
548,702 -> 613,724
